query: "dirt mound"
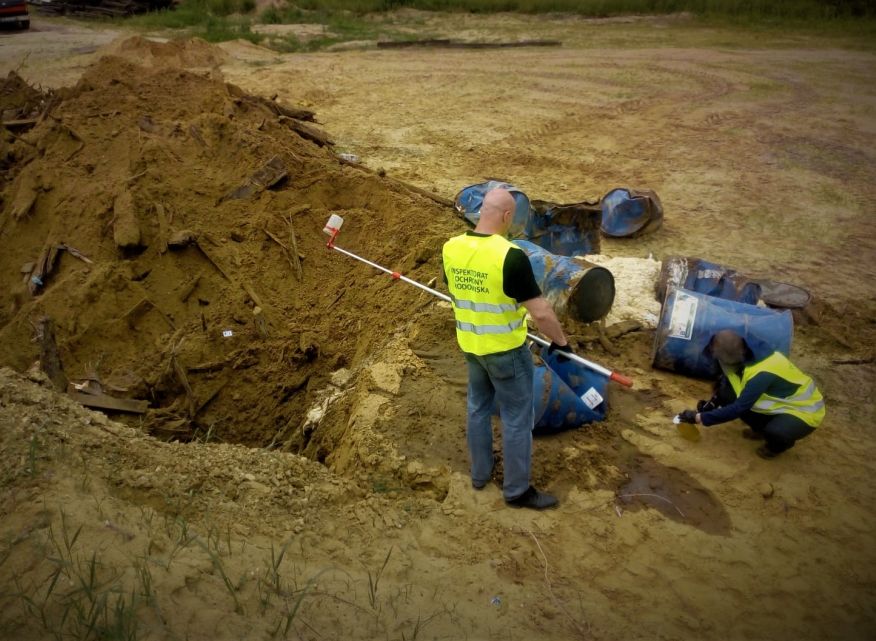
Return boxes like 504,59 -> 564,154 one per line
0,45 -> 463,477
99,36 -> 230,69
0,70 -> 52,120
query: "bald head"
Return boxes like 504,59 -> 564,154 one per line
710,330 -> 746,367
474,188 -> 516,235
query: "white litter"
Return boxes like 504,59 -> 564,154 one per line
582,254 -> 662,328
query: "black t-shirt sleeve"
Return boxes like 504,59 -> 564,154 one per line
503,248 -> 541,302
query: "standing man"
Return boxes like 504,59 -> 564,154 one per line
678,330 -> 825,458
443,188 -> 573,509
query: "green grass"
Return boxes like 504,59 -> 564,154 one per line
119,0 -> 876,50
125,0 -> 261,43
272,0 -> 874,19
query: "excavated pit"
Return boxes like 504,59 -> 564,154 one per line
0,43 -> 473,496
0,38 -> 663,507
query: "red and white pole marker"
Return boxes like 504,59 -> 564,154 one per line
323,215 -> 633,387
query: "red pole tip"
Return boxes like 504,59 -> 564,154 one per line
610,372 -> 634,387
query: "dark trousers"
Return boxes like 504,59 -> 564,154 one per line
714,377 -> 815,453
739,411 -> 814,453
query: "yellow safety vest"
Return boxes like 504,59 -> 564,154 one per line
442,233 -> 528,356
725,352 -> 825,427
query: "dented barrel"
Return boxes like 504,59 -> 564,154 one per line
533,348 -> 608,433
652,287 -> 793,379
453,180 -> 531,238
514,240 -> 615,323
601,187 -> 663,237
657,256 -> 761,305
526,200 -> 602,256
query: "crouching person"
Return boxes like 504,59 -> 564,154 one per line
678,330 -> 825,459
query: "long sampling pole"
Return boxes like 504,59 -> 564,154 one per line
323,215 -> 633,387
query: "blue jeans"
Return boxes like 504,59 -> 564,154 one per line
464,344 -> 534,500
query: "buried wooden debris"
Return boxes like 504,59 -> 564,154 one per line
218,155 -> 287,203
178,272 -> 202,302
155,203 -> 170,253
194,378 -> 228,417
225,82 -> 316,122
66,376 -> 148,414
57,244 -> 93,264
26,243 -> 93,294
263,227 -> 297,277
121,297 -> 175,330
187,359 -> 229,373
279,117 -> 334,147
253,306 -> 268,338
1,117 -> 38,131
168,229 -> 198,248
171,352 -> 196,418
242,281 -> 265,309
194,239 -> 232,280
28,242 -> 61,295
68,389 -> 149,414
285,215 -> 303,281
36,317 -> 68,392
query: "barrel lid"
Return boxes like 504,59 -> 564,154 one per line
569,266 -> 615,323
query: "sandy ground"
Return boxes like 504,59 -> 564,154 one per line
1,14 -> 876,641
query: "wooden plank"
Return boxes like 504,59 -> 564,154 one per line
38,317 -> 68,392
155,203 -> 169,254
280,117 -> 334,147
171,354 -> 196,418
178,272 -> 201,302
1,118 -> 38,130
286,216 -> 303,282
67,391 -> 148,414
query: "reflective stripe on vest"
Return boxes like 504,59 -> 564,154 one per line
455,318 -> 525,335
451,297 -> 520,314
726,352 -> 825,427
442,233 -> 528,356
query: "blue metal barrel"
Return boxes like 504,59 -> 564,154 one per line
533,348 -> 608,434
601,188 -> 663,237
453,180 -> 531,238
652,287 -> 794,379
526,200 -> 601,256
514,240 -> 615,323
658,256 -> 812,310
657,256 -> 761,305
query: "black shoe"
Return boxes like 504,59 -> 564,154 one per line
505,486 -> 558,510
742,428 -> 765,441
756,445 -> 780,460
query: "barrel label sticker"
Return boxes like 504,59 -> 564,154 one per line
668,292 -> 697,340
581,387 -> 604,409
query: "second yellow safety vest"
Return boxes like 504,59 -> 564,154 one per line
725,351 -> 825,427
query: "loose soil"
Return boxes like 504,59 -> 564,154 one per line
1,14 -> 875,641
